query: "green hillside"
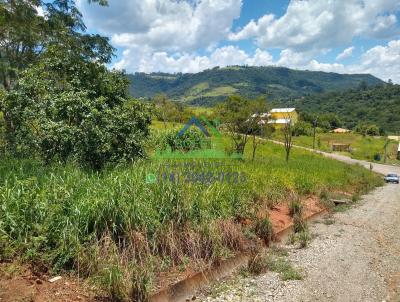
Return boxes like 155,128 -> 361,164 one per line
128,66 -> 383,105
288,84 -> 400,133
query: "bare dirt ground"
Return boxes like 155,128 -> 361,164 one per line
200,161 -> 400,302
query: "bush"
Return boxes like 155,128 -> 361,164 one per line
2,46 -> 152,170
254,217 -> 273,245
164,128 -> 209,152
292,121 -> 313,136
247,251 -> 268,275
293,214 -> 307,233
289,199 -> 303,217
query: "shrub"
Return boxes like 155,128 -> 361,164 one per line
293,214 -> 307,234
163,128 -> 208,152
2,46 -> 152,170
298,230 -> 311,248
129,265 -> 152,302
289,199 -> 303,217
292,121 -> 313,136
247,251 -> 268,275
254,217 -> 273,245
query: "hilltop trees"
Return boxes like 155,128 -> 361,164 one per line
293,84 -> 400,133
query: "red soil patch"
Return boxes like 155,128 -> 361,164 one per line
269,196 -> 325,233
0,262 -> 103,302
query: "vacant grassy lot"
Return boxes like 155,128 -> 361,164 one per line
273,132 -> 400,163
0,129 -> 383,299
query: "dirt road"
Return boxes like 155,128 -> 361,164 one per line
201,153 -> 400,302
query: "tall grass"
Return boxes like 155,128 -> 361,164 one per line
0,138 -> 383,298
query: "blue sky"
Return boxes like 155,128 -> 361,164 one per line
77,0 -> 400,82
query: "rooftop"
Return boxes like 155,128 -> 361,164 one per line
270,108 -> 296,113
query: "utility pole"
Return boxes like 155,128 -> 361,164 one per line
312,117 -> 318,150
384,137 -> 389,163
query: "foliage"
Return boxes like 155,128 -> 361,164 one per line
292,121 -> 313,136
354,123 -> 381,136
292,84 -> 400,133
0,133 -> 384,297
1,46 -> 151,169
162,129 -> 208,152
217,95 -> 266,155
299,112 -> 343,132
254,217 -> 273,245
0,0 -> 116,161
127,66 -> 383,106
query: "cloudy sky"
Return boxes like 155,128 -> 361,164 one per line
77,0 -> 400,82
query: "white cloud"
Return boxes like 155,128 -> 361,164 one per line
355,39 -> 400,82
78,0 -> 399,83
114,46 -> 274,73
274,40 -> 400,83
336,47 -> 355,61
113,40 -> 400,84
79,0 -> 242,52
230,0 -> 400,51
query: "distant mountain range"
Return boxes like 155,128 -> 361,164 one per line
128,66 -> 384,106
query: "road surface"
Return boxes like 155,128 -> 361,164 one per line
200,146 -> 400,302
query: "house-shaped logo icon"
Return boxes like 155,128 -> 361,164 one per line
153,115 -> 241,159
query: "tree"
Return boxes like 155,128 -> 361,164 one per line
217,95 -> 259,155
2,43 -> 151,169
281,111 -> 294,162
0,0 -> 113,147
292,121 -> 313,136
246,98 -> 269,161
358,80 -> 368,91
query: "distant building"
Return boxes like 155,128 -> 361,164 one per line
332,143 -> 350,152
397,143 -> 400,160
267,108 -> 298,128
332,128 -> 351,133
388,136 -> 400,141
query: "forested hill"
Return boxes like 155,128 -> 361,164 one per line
128,66 -> 383,105
290,84 -> 400,133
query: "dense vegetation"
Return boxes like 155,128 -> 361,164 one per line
128,66 -> 383,105
290,84 -> 400,133
1,0 -> 151,169
0,1 -> 389,301
0,139 -> 383,299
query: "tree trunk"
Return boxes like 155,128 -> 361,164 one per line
252,134 -> 256,161
1,73 -> 16,149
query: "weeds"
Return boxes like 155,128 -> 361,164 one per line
0,138 -> 383,298
298,231 -> 311,248
100,264 -> 126,302
247,251 -> 268,275
289,199 -> 303,217
129,265 -> 152,302
266,257 -> 302,281
293,214 -> 307,234
254,217 -> 273,245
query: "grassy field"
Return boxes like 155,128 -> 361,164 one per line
0,128 -> 383,299
272,132 -> 400,164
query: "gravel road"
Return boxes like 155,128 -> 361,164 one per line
200,153 -> 400,302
